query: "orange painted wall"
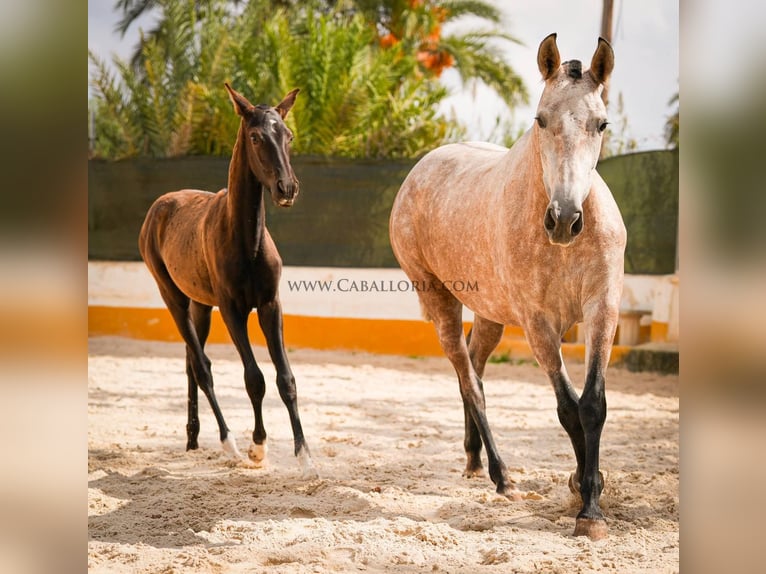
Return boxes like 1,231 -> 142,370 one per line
89,306 -> 631,363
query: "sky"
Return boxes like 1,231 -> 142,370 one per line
88,0 -> 679,151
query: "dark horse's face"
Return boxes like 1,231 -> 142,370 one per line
225,84 -> 300,207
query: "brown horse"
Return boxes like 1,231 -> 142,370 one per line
139,84 -> 316,477
390,34 -> 625,539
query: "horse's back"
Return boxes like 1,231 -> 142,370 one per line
138,189 -> 225,302
142,188 -> 221,224
399,142 -> 507,193
390,140 -> 518,261
140,189 -> 222,249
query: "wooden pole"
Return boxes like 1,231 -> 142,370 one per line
600,0 -> 614,107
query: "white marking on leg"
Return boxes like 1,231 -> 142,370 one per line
297,446 -> 318,479
248,440 -> 268,464
221,435 -> 244,459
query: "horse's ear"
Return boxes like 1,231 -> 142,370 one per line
537,33 -> 560,80
276,88 -> 300,119
224,83 -> 253,117
589,37 -> 614,85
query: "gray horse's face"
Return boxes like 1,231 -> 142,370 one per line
535,34 -> 614,246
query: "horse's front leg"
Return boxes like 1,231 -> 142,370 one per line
526,314 -> 607,540
571,306 -> 619,540
218,303 -> 267,464
257,297 -> 317,479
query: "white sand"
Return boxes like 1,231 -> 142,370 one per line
88,336 -> 678,573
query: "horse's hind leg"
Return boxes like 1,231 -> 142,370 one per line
185,301 -> 212,450
416,282 -> 518,498
151,269 -> 240,458
463,316 -> 504,478
258,298 -> 317,478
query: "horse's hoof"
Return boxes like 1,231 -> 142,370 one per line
574,518 -> 608,540
222,436 -> 244,459
248,440 -> 268,464
297,446 -> 319,479
301,466 -> 320,480
186,441 -> 199,451
497,485 -> 524,502
462,466 -> 486,479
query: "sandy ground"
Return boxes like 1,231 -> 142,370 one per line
88,336 -> 678,573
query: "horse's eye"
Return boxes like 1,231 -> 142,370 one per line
250,133 -> 261,144
598,121 -> 609,133
535,116 -> 547,129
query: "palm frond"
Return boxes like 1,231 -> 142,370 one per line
114,0 -> 159,37
439,32 -> 528,107
440,0 -> 502,24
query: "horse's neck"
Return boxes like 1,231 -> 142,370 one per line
499,129 -> 549,226
225,127 -> 266,257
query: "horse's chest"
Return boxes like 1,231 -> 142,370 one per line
454,254 -> 585,327
243,256 -> 281,304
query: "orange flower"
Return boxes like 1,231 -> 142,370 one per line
426,24 -> 441,43
416,49 -> 455,77
432,6 -> 449,23
380,33 -> 399,48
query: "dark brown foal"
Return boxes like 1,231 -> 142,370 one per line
139,84 -> 316,477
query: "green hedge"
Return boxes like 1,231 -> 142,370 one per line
88,150 -> 677,273
598,150 -> 678,274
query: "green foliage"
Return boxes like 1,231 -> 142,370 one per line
486,352 -> 537,366
601,91 -> 637,158
90,0 -> 235,158
487,351 -> 510,364
245,8 -> 461,157
438,30 -> 526,109
665,91 -> 679,149
90,0 -> 525,159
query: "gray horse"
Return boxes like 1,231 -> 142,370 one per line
390,34 -> 625,539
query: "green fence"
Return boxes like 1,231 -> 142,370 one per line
88,150 -> 677,273
598,150 -> 678,274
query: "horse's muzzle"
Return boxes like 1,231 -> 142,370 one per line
275,179 -> 299,207
544,203 -> 583,245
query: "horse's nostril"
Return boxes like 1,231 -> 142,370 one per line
277,179 -> 298,199
570,211 -> 583,236
544,207 -> 557,232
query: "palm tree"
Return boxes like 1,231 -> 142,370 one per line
93,0 -> 523,158
90,0 -> 235,158
230,5 -> 463,157
115,0 -> 527,108
114,0 -> 250,36
90,0 -> 463,158
356,0 -> 527,108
